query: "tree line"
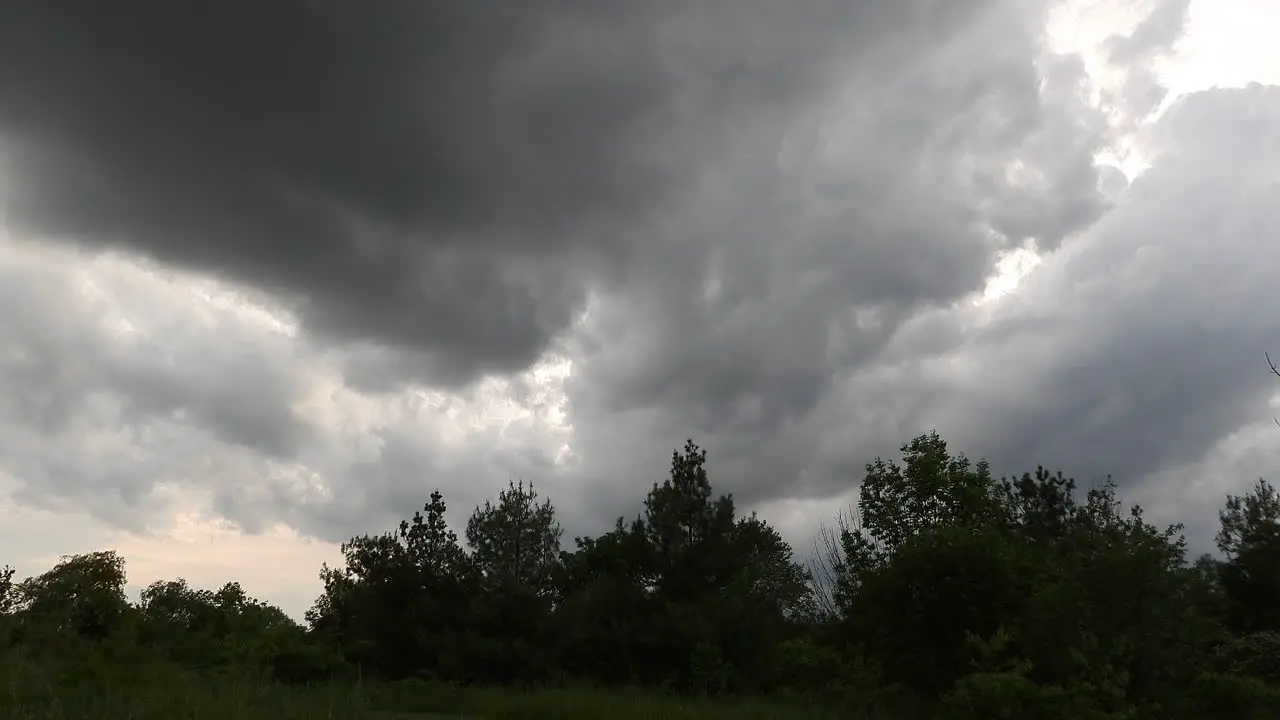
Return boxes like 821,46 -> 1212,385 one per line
2,432 -> 1279,717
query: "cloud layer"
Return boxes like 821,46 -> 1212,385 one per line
1,0 -> 1278,616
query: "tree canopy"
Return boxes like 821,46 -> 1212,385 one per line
3,432 -> 1280,717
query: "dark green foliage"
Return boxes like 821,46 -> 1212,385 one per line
818,430 -> 1271,714
849,526 -> 1036,695
939,672 -> 1118,720
137,576 -> 320,679
1212,630 -> 1280,684
4,431 -> 1280,717
304,489 -> 482,681
1016,481 -> 1220,705
1174,672 -> 1280,720
464,480 -> 564,683
555,517 -> 658,684
13,551 -> 131,644
1215,479 -> 1280,633
1001,466 -> 1078,544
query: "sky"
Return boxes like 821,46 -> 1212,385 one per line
0,0 -> 1278,620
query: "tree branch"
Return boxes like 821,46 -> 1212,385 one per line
1269,352 -> 1280,429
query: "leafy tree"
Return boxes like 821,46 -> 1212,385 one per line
857,432 -> 1006,550
1215,479 -> 1280,633
1017,479 -> 1215,707
13,551 -> 131,644
9,426 -> 1280,715
1213,630 -> 1280,684
639,440 -> 756,687
729,513 -> 814,623
139,576 -> 317,681
556,517 -> 657,684
859,436 -> 998,547
848,525 -> 1035,695
821,432 -> 1224,708
306,490 -> 476,680
829,432 -> 1009,612
137,577 -> 222,667
554,440 -> 815,691
1001,466 -> 1078,544
0,564 -> 16,648
0,564 -> 14,615
709,513 -> 816,691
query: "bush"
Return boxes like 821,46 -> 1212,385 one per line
1173,671 -> 1280,720
773,636 -> 846,692
939,672 -> 1120,720
267,642 -> 351,684
1212,630 -> 1280,684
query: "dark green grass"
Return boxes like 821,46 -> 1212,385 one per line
364,678 -> 870,719
0,657 -> 880,719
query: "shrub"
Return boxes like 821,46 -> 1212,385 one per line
1173,671 -> 1280,720
1212,630 -> 1280,684
939,672 -> 1120,720
773,636 -> 845,691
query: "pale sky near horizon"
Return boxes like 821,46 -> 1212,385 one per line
1,0 -> 1278,621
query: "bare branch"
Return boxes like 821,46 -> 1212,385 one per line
1270,353 -> 1280,429
807,521 -> 843,619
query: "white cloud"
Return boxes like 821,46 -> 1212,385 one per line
0,230 -> 573,617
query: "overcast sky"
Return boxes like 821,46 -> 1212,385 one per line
1,0 -> 1279,619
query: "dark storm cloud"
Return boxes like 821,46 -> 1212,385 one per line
555,0 -> 1195,515
0,0 -> 932,388
0,1 -> 624,385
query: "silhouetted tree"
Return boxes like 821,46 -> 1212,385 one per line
465,480 -> 564,682
1216,479 -> 1280,634
6,428 -> 1280,715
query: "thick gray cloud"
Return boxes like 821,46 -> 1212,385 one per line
0,0 -> 969,387
0,0 -> 1274,587
556,0 -> 1190,513
939,83 -> 1280,547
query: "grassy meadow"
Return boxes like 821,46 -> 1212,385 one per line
0,660 -> 876,719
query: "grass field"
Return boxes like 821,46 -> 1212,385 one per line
1,667 -> 886,719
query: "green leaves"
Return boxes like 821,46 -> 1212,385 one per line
856,431 -> 1004,552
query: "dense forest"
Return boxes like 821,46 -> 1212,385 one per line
2,431 -> 1279,718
